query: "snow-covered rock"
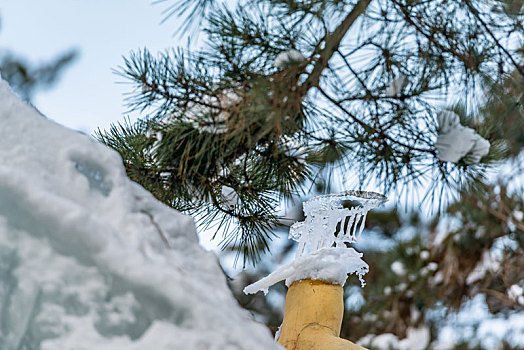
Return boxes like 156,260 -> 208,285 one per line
0,77 -> 279,349
435,110 -> 490,164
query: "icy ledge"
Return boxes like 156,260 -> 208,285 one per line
0,77 -> 279,350
243,247 -> 369,295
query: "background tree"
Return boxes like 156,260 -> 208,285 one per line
97,0 -> 523,347
0,17 -> 77,102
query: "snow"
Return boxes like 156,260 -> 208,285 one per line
466,250 -> 500,285
513,210 -> 524,222
175,90 -> 240,134
274,49 -> 306,68
508,284 -> 524,305
221,185 -> 240,209
419,250 -> 430,260
391,261 -> 406,276
385,74 -> 407,96
357,326 -> 430,350
435,110 -> 490,163
243,247 -> 369,295
427,262 -> 438,271
434,294 -> 524,348
0,76 -> 279,349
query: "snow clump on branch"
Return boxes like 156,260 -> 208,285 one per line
435,110 -> 490,164
274,49 -> 306,68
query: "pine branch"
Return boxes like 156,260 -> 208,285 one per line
301,0 -> 372,91
463,0 -> 524,77
315,84 -> 436,155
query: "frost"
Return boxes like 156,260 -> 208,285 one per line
0,77 -> 278,350
274,49 -> 306,68
435,110 -> 490,163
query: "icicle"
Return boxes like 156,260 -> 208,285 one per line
357,213 -> 368,240
345,214 -> 356,242
351,213 -> 362,241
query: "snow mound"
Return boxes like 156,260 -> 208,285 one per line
243,247 -> 369,295
0,77 -> 279,349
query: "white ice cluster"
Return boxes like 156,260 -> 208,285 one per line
291,191 -> 387,258
435,110 -> 490,163
244,191 -> 386,295
0,77 -> 278,350
274,49 -> 306,68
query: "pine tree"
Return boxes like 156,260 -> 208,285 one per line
0,16 -> 77,102
97,2 -> 523,346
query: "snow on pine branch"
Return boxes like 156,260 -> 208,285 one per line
274,49 -> 306,69
435,110 -> 490,164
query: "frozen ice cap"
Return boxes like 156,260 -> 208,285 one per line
0,77 -> 279,350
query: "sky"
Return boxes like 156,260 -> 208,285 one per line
0,0 -> 185,133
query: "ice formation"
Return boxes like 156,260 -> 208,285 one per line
274,49 -> 306,68
0,77 -> 279,349
291,191 -> 387,258
244,191 -> 386,295
435,110 -> 490,163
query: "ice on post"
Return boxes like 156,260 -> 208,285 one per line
0,77 -> 278,350
244,191 -> 387,295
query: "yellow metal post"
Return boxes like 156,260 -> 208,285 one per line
277,279 -> 367,350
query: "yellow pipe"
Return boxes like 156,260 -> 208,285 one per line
277,279 -> 368,350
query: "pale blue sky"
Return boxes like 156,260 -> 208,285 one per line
0,0 -> 185,133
